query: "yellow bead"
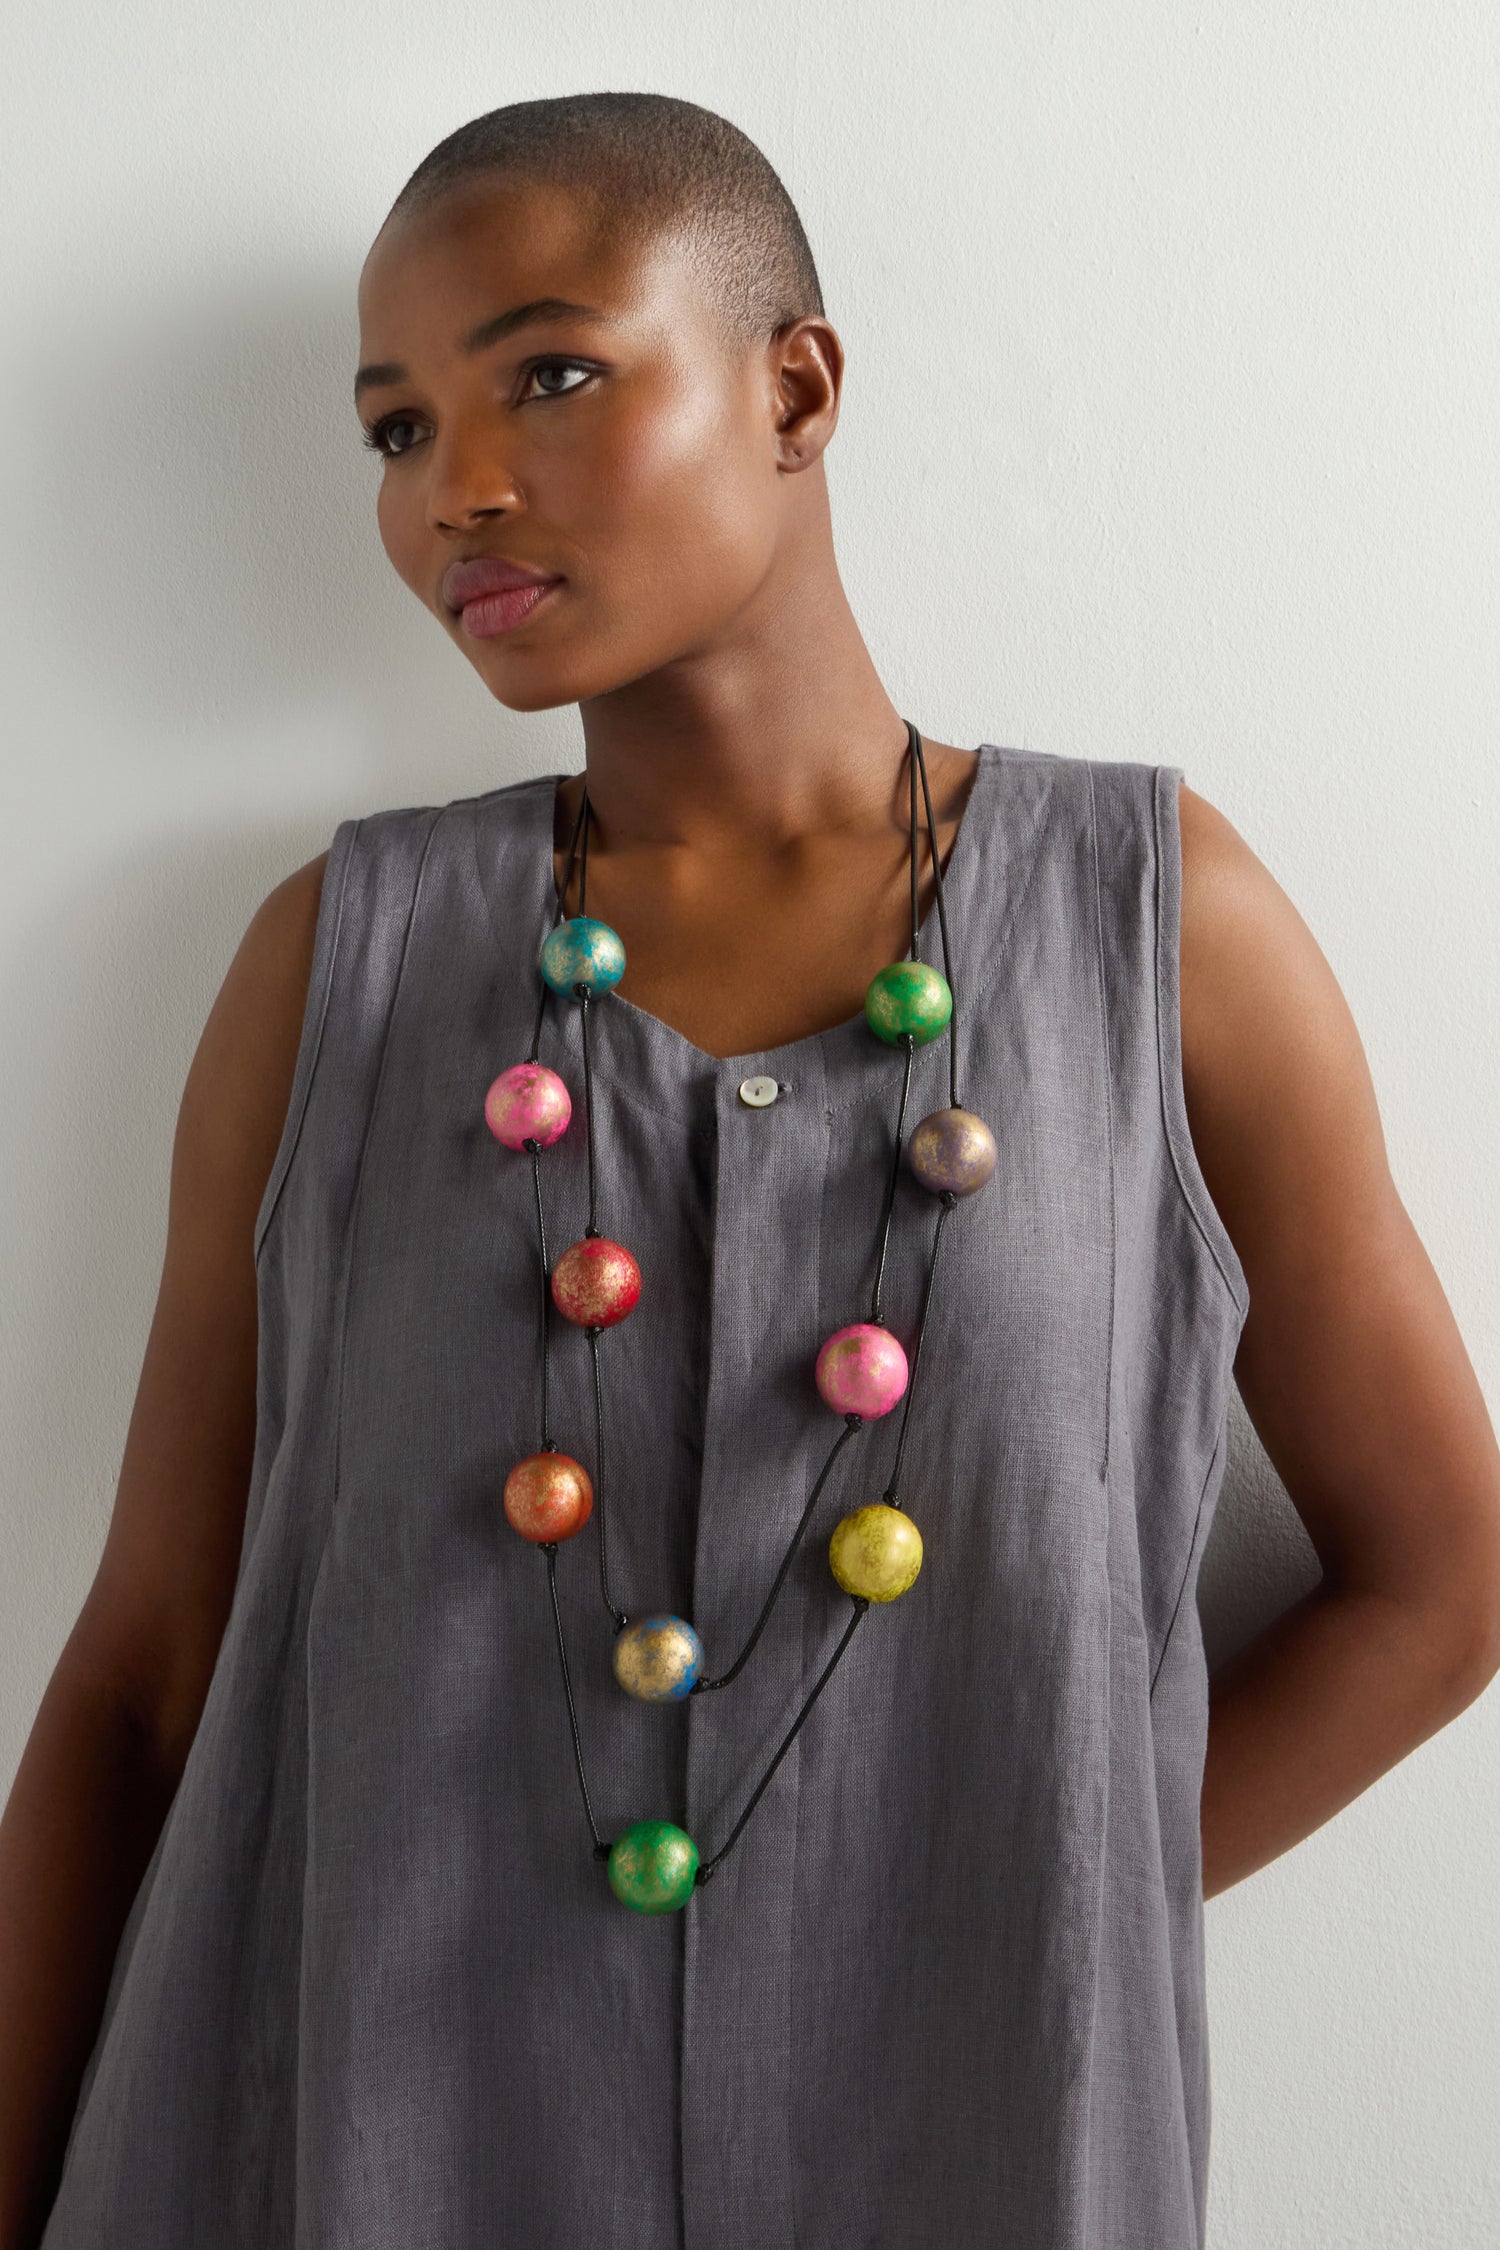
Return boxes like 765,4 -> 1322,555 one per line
828,1503 -> 923,1602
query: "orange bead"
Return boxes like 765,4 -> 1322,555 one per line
503,1450 -> 594,1543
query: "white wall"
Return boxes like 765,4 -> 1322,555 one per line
4,4 -> 1497,2239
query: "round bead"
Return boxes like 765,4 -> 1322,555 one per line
539,915 -> 626,997
550,1237 -> 642,1328
908,1105 -> 997,1197
814,1322 -> 909,1418
829,1502 -> 924,1602
502,1450 -> 593,1544
484,1061 -> 572,1151
607,1819 -> 700,1914
864,961 -> 953,1046
613,1614 -> 704,1701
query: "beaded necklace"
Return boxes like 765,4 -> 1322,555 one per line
483,720 -> 996,1913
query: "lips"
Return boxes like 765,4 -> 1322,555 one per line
441,555 -> 564,614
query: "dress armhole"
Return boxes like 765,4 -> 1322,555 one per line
253,816 -> 361,1268
1152,766 -> 1250,1323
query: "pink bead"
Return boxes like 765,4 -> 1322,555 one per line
814,1322 -> 909,1417
485,1061 -> 572,1151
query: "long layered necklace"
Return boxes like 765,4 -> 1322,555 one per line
483,720 -> 997,1913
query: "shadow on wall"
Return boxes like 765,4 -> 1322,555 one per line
0,819 -> 317,1746
15,267 -> 511,779
2,269 -> 563,1728
1200,1387 -> 1323,1673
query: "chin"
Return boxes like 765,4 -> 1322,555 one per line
476,638 -> 679,712
478,667 -> 581,714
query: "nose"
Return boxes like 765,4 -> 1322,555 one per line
424,418 -> 526,534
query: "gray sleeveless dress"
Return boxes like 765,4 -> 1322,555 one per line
40,741 -> 1248,2249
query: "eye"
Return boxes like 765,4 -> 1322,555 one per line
359,360 -> 597,459
361,413 -> 421,459
519,358 -> 597,403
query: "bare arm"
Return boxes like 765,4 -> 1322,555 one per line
1173,782 -> 1500,1899
0,849 -> 329,2250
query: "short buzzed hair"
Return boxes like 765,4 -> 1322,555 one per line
385,92 -> 826,360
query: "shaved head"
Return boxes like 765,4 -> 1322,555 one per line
381,91 -> 826,364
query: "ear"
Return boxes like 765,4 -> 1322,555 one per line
765,315 -> 844,472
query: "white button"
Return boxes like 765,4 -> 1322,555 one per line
738,1074 -> 780,1108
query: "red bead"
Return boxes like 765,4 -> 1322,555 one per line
550,1236 -> 642,1328
503,1450 -> 594,1543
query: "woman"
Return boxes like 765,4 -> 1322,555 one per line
4,91 -> 1498,2250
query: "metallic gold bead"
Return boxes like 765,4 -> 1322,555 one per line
613,1615 -> 704,1701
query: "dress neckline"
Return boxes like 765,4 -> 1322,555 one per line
471,742 -> 997,1126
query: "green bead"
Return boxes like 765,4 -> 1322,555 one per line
539,915 -> 626,997
864,961 -> 953,1046
607,1819 -> 700,1914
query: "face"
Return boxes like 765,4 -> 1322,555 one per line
355,178 -> 830,711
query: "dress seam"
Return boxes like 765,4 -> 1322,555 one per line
295,803 -> 449,2232
1085,761 -> 1119,1482
1149,1424 -> 1225,1703
254,815 -> 361,1271
1151,768 -> 1250,1322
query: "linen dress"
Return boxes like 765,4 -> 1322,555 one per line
39,739 -> 1248,2248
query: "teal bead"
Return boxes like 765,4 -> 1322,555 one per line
864,960 -> 953,1046
539,915 -> 626,997
607,1819 -> 700,1914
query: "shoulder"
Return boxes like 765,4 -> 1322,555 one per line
178,848 -> 336,1231
1172,776 -> 1396,1309
248,847 -> 331,992
1174,775 -> 1353,1087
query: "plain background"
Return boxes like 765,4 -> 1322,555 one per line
3,4 -> 1497,2241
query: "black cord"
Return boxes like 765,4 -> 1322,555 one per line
911,727 -> 962,1114
692,1411 -> 865,1691
693,1596 -> 870,1884
541,1540 -> 607,1855
526,781 -> 588,1065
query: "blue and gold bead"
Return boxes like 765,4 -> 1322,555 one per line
613,1614 -> 704,1701
539,915 -> 626,997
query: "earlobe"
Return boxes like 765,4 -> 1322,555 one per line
765,316 -> 841,469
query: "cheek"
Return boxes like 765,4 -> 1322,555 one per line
563,381 -> 777,624
375,478 -> 427,601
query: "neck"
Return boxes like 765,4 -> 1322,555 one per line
572,532 -> 915,858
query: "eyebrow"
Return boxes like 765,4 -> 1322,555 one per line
354,298 -> 612,400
